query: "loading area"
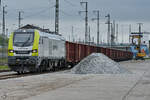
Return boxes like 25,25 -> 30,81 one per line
0,60 -> 150,100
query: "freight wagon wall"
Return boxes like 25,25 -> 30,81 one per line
66,42 -> 75,63
66,42 -> 88,63
66,41 -> 133,63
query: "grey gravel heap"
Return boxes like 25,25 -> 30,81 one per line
71,53 -> 131,74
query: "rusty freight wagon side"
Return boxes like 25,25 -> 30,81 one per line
66,41 -> 133,65
66,42 -> 88,65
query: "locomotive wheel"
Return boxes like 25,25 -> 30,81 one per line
66,63 -> 73,69
51,66 -> 56,72
48,62 -> 53,71
39,66 -> 43,72
17,71 -> 21,75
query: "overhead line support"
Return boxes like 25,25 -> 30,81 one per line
55,0 -> 59,34
79,1 -> 88,44
105,14 -> 111,46
18,11 -> 24,28
92,10 -> 100,45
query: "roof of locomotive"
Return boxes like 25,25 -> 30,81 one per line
14,29 -> 65,41
39,30 -> 65,41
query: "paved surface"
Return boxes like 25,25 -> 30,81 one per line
25,75 -> 140,100
26,60 -> 150,100
0,60 -> 150,100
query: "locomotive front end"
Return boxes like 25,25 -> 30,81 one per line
8,29 -> 40,73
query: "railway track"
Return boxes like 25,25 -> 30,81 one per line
0,70 -> 11,73
0,73 -> 19,80
0,68 -> 70,80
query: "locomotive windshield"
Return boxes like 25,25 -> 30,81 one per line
13,32 -> 34,47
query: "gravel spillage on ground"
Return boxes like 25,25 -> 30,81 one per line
71,53 -> 131,74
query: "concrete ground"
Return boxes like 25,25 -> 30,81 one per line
0,60 -> 150,100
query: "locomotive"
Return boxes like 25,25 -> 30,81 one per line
8,29 -> 66,74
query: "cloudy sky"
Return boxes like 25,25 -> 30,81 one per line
2,0 -> 150,43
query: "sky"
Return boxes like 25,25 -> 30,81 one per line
1,0 -> 150,43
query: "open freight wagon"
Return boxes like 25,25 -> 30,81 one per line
66,41 -> 133,65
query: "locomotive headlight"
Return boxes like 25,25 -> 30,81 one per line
9,50 -> 14,53
32,49 -> 38,53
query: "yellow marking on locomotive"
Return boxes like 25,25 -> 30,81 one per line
32,30 -> 40,56
8,33 -> 14,56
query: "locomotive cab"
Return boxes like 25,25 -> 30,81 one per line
8,29 -> 40,73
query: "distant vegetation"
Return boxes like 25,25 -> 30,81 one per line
0,65 -> 9,70
0,35 -> 8,67
0,34 -> 8,46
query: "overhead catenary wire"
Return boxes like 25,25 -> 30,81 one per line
6,0 -> 105,43
62,0 -> 88,18
24,5 -> 55,18
59,0 -> 83,18
5,5 -> 55,20
63,0 -> 77,7
60,9 -> 79,17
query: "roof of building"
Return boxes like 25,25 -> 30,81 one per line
20,24 -> 60,35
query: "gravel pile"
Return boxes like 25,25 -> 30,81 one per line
71,53 -> 131,74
